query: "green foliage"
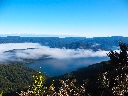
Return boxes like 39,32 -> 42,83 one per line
29,70 -> 45,95
0,91 -> 3,96
17,70 -> 49,96
19,76 -> 88,96
0,63 -> 38,94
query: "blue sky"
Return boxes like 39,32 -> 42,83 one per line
0,0 -> 128,37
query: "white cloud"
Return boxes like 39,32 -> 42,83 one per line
0,43 -> 110,62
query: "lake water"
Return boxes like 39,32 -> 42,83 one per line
26,57 -> 109,76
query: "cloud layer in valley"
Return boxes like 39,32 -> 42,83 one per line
0,43 -> 110,62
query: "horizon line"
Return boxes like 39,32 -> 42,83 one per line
0,34 -> 125,38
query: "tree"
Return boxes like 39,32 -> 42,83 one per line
99,41 -> 128,96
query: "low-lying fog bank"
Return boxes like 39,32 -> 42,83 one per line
0,43 -> 111,63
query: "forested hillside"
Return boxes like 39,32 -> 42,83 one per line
0,63 -> 48,95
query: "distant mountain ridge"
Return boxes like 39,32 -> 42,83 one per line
0,36 -> 127,51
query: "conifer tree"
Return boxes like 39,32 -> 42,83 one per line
99,41 -> 128,96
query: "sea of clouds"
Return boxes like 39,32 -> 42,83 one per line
0,43 -> 112,62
